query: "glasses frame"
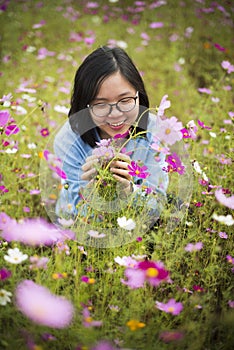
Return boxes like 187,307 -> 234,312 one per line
87,91 -> 139,118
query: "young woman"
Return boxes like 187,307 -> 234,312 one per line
54,46 -> 168,217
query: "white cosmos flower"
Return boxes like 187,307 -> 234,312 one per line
4,248 -> 28,264
212,213 -> 234,226
117,216 -> 136,231
0,289 -> 12,305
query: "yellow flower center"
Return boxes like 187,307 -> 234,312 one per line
85,317 -> 93,323
146,267 -> 159,278
165,128 -> 171,134
135,170 -> 140,175
126,319 -> 146,331
168,307 -> 175,312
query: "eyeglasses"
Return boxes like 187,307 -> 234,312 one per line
87,91 -> 139,118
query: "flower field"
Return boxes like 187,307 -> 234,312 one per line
0,1 -> 233,349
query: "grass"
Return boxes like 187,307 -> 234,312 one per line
0,1 -> 233,349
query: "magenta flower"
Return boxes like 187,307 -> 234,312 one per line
128,161 -> 149,179
185,242 -> 203,252
0,185 -> 9,193
121,260 -> 169,289
155,299 -> 183,315
40,128 -> 50,137
214,43 -> 225,52
193,285 -> 205,292
215,189 -> 234,210
165,152 -> 185,175
15,280 -> 74,328
197,119 -> 212,130
0,268 -> 11,280
180,128 -> 191,138
155,116 -> 183,145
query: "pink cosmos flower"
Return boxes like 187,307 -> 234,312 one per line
29,256 -> 49,270
82,307 -> 102,328
155,116 -> 183,145
215,189 -> 234,209
186,120 -> 198,140
155,299 -> 183,315
221,60 -> 234,74
185,242 -> 203,252
149,22 -> 164,28
198,87 -> 212,94
156,95 -> 171,117
15,280 -> 74,328
93,145 -> 115,160
0,110 -> 10,127
128,161 -> 149,179
121,260 -> 169,289
37,47 -> 55,60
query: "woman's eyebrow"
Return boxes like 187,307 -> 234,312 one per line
94,91 -> 134,101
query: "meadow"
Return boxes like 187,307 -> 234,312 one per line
0,0 -> 233,349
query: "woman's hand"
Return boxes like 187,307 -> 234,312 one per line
81,155 -> 99,182
110,154 -> 133,195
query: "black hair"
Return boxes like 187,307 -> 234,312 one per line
69,46 -> 149,147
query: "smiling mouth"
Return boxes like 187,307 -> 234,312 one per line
107,120 -> 126,127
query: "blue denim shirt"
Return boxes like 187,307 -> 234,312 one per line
54,113 -> 169,215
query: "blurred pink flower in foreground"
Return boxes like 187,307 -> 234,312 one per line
121,260 -> 169,289
155,298 -> 183,315
215,189 -> 234,210
0,212 -> 75,246
15,280 -> 74,328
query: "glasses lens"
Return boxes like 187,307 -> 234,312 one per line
92,104 -> 110,117
117,97 -> 136,112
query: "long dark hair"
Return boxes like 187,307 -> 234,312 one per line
69,46 -> 149,147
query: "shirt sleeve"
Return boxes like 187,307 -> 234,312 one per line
53,121 -> 91,216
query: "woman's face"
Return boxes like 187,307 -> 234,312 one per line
89,71 -> 139,139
